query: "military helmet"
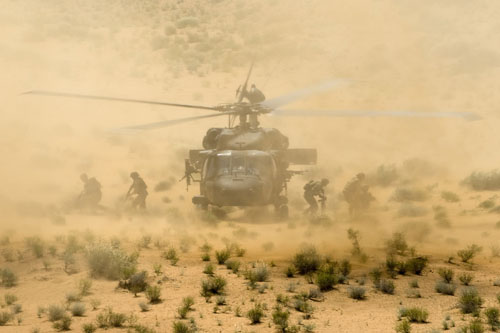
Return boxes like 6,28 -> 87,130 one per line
321,178 -> 329,185
130,171 -> 139,179
80,173 -> 88,181
356,173 -> 365,180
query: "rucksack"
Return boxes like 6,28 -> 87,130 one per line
303,180 -> 315,191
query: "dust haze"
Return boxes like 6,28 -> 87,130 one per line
1,1 -> 500,332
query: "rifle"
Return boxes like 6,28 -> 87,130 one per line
179,159 -> 198,191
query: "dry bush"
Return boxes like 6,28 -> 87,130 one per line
52,313 -> 71,331
459,288 -> 483,314
293,246 -> 321,275
435,281 -> 456,295
485,307 -> 500,330
4,293 -> 17,305
272,305 -> 290,332
395,319 -> 411,333
48,304 -> 66,322
78,278 -> 92,296
0,311 -> 12,326
26,236 -> 45,258
145,285 -> 162,304
162,247 -> 179,266
85,242 -> 138,280
438,268 -> 454,283
245,262 -> 270,283
386,233 -> 410,256
457,244 -> 482,263
225,260 -> 240,274
70,302 -> 86,317
82,323 -> 97,333
458,272 -> 474,286
378,279 -> 395,295
397,204 -> 428,218
392,187 -> 429,203
433,206 -> 451,228
399,307 -> 429,323
1,268 -> 18,287
96,308 -> 128,328
119,271 -> 149,296
367,164 -> 398,187
247,303 -> 265,324
441,191 -> 460,202
200,275 -> 226,298
406,256 -> 428,275
348,286 -> 366,300
215,248 -> 231,265
462,170 -> 500,191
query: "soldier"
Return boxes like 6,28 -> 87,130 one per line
244,84 -> 266,104
343,173 -> 373,217
78,173 -> 102,211
126,171 -> 148,210
303,178 -> 329,216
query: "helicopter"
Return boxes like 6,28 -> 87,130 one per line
25,64 -> 480,218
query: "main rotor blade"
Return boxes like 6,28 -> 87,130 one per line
262,79 -> 349,109
272,109 -> 481,121
118,111 -> 240,131
23,90 -> 218,111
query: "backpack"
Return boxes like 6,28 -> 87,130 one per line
303,180 -> 315,191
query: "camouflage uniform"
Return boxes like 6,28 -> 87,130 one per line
343,173 -> 373,217
127,172 -> 148,210
78,173 -> 102,210
304,178 -> 329,216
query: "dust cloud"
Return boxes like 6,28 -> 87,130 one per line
1,1 -> 500,332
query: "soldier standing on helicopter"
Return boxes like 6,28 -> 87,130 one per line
303,178 -> 329,216
243,84 -> 266,104
126,171 -> 148,210
343,173 -> 374,217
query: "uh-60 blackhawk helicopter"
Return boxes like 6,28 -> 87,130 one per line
25,64 -> 480,218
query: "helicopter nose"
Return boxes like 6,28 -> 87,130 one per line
214,176 -> 264,206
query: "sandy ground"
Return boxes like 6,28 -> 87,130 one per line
1,0 -> 500,332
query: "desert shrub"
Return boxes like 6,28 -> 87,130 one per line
462,170 -> 500,191
494,279 -> 500,287
4,293 -> 17,305
247,303 -> 264,324
173,321 -> 190,333
90,299 -> 101,310
139,302 -> 150,312
433,205 -> 451,228
285,265 -> 296,278
409,279 -> 419,288
369,164 -> 398,187
441,191 -> 460,202
392,187 -> 429,202
293,295 -> 314,318
438,268 -> 454,283
215,249 -> 231,265
369,267 -> 383,287
339,259 -> 351,278
82,323 -> 97,333
201,275 -> 226,297
378,279 -> 395,294
399,307 -> 429,323
0,311 -> 12,326
293,246 -> 321,275
120,271 -> 149,296
348,286 -> 366,300
26,236 -> 45,258
138,235 -> 151,249
315,270 -> 338,291
176,17 -> 199,29
245,262 -> 270,283
457,244 -> 482,263
459,288 -> 483,314
386,256 -> 398,278
162,247 -> 179,265
203,263 -> 215,276
70,302 -> 86,316
96,308 -> 127,328
479,199 -> 496,209
78,278 -> 92,296
48,304 -> 66,322
66,291 -> 82,303
497,294 -> 500,304
397,204 -> 428,218
85,242 -> 137,280
395,319 -> 411,333
406,256 -> 428,275
145,285 -> 161,304
485,307 -> 500,330
53,313 -> 71,331
201,253 -> 210,261
225,260 -> 240,273
0,268 -> 18,287
386,233 -> 409,256
468,319 -> 485,333
435,281 -> 456,295
459,272 -> 474,286
272,305 -> 290,332
178,297 -> 194,319
347,228 -> 364,257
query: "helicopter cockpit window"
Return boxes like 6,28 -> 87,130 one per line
231,156 -> 246,175
247,155 -> 273,178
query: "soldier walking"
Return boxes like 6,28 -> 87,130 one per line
343,173 -> 374,217
78,173 -> 102,211
126,171 -> 148,210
